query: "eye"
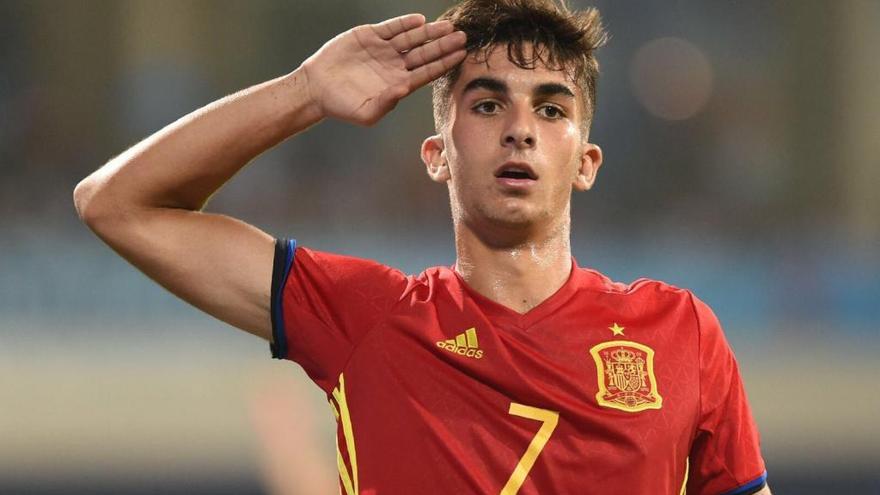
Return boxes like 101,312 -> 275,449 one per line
472,101 -> 501,115
537,104 -> 565,119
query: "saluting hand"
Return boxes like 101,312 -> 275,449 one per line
301,13 -> 467,126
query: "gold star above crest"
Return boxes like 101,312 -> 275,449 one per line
609,323 -> 625,336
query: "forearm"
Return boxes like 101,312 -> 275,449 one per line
67,14 -> 463,340
74,67 -> 321,221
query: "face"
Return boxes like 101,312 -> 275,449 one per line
422,45 -> 603,239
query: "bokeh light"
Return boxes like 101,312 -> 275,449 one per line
630,37 -> 713,121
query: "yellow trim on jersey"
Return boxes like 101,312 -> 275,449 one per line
328,399 -> 356,495
331,373 -> 359,495
679,457 -> 689,495
336,446 -> 355,495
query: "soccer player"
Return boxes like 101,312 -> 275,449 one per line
73,1 -> 770,493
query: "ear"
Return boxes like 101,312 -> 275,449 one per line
421,134 -> 450,183
573,143 -> 603,192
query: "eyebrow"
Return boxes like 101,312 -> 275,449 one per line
461,77 -> 576,100
534,82 -> 575,99
462,77 -> 508,95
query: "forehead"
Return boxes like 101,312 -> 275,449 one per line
451,45 -> 580,97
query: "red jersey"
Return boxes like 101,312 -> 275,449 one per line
270,239 -> 767,495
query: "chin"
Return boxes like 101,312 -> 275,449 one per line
488,215 -> 533,230
484,203 -> 542,230
457,196 -> 551,234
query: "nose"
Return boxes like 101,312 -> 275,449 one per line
501,105 -> 536,149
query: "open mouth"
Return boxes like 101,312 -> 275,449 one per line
497,170 -> 533,180
494,162 -> 538,181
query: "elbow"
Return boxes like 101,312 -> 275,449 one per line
73,174 -> 119,232
73,176 -> 101,226
73,178 -> 89,219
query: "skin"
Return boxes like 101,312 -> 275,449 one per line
73,12 -> 771,494
422,46 -> 602,313
73,14 -> 466,339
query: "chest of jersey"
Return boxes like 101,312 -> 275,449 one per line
330,283 -> 700,494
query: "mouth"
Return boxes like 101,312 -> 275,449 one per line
494,161 -> 538,181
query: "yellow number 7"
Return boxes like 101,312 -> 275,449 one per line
500,402 -> 560,495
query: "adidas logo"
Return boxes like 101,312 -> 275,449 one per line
437,327 -> 484,359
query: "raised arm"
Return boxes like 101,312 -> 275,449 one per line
73,13 -> 466,341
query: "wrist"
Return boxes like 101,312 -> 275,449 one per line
278,66 -> 325,132
289,64 -> 324,119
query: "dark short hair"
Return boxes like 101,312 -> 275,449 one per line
431,0 -> 608,132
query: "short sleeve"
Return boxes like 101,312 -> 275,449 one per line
686,294 -> 767,495
269,238 -> 408,392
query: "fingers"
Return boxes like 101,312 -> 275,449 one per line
408,48 -> 468,91
403,30 -> 466,70
389,20 -> 454,53
371,13 -> 426,40
369,14 -> 469,97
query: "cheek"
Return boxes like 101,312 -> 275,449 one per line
560,121 -> 581,151
546,121 -> 582,174
562,119 -> 579,138
452,116 -> 493,152
449,125 -> 494,176
542,119 -> 579,147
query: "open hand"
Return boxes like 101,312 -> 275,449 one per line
301,13 -> 467,126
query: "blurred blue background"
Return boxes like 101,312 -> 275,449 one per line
1,0 -> 878,493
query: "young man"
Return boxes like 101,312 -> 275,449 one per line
74,1 -> 769,493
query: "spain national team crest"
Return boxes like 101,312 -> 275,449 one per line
589,340 -> 662,412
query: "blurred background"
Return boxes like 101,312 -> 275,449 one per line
2,0 -> 878,493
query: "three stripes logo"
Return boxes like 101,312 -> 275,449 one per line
437,327 -> 484,359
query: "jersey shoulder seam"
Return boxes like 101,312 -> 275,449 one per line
579,267 -> 692,296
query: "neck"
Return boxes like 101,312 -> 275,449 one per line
453,215 -> 573,314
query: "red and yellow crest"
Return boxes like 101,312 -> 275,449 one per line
589,340 -> 662,412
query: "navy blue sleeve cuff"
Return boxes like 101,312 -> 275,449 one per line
269,238 -> 296,359
720,471 -> 767,495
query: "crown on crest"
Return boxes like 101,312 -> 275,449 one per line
611,348 -> 636,362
